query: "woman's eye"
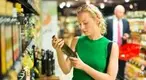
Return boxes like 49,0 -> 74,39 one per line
84,22 -> 88,25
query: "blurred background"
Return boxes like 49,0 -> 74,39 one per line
0,0 -> 146,80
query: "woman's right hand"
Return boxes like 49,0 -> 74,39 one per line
52,36 -> 64,53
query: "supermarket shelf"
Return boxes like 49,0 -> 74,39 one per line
17,0 -> 40,15
2,57 -> 22,79
40,75 -> 59,80
22,37 -> 35,54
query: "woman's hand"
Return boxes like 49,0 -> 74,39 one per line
69,56 -> 86,70
52,36 -> 64,53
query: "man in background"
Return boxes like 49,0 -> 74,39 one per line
105,5 -> 131,80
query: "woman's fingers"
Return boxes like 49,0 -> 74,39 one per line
52,38 -> 64,50
58,39 -> 64,48
72,62 -> 77,67
52,39 -> 56,48
52,36 -> 56,44
70,57 -> 78,66
69,57 -> 78,61
56,39 -> 64,49
70,59 -> 77,65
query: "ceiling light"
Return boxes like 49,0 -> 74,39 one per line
125,0 -> 130,3
129,4 -> 133,9
66,2 -> 71,8
59,2 -> 66,9
134,3 -> 137,7
86,0 -> 90,5
59,4 -> 64,9
61,2 -> 66,7
100,3 -> 105,9
104,0 -> 107,2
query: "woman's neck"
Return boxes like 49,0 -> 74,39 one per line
88,33 -> 102,40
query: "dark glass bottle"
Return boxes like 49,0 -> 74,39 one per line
61,43 -> 77,58
52,35 -> 77,58
45,50 -> 52,76
41,49 -> 45,74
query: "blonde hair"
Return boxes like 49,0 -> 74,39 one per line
76,4 -> 106,35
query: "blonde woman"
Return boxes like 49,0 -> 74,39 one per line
52,4 -> 119,80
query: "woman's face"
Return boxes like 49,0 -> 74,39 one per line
77,11 -> 98,36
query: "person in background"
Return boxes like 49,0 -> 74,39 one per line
105,5 -> 131,80
52,4 -> 119,80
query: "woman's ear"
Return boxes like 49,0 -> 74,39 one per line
95,15 -> 99,22
95,17 -> 99,24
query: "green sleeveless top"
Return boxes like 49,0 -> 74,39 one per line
72,36 -> 110,80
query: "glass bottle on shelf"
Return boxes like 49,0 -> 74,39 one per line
41,49 -> 45,75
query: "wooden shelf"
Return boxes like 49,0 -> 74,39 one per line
40,75 -> 60,80
17,0 -> 40,15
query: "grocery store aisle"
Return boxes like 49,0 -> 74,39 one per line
41,15 -> 73,80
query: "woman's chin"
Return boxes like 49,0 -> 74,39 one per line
84,33 -> 90,36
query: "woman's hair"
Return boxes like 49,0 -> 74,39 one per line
76,4 -> 106,35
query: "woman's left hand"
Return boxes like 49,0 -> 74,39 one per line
69,57 -> 86,70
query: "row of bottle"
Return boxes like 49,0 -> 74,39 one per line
22,44 -> 55,79
125,53 -> 146,79
41,49 -> 55,76
139,52 -> 146,60
128,57 -> 146,70
0,16 -> 21,77
125,62 -> 146,79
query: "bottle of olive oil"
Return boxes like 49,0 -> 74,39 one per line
52,35 -> 77,58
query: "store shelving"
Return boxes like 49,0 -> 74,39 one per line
17,0 -> 40,16
125,12 -> 146,79
125,32 -> 146,80
0,16 -> 22,80
0,0 -> 41,79
125,53 -> 146,80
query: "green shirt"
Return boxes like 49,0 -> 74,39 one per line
72,36 -> 110,80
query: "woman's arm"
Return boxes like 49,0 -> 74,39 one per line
82,42 -> 119,80
52,37 -> 78,74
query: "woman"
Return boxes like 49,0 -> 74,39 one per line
52,4 -> 119,80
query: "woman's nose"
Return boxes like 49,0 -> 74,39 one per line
80,24 -> 85,30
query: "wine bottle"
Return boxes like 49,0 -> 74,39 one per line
52,35 -> 77,58
41,49 -> 45,74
